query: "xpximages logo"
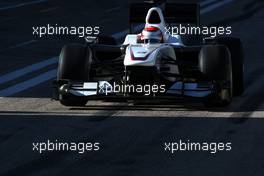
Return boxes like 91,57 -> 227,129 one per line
98,82 -> 166,95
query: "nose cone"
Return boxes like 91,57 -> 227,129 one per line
124,45 -> 158,66
130,45 -> 156,59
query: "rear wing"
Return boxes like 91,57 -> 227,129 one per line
129,3 -> 200,31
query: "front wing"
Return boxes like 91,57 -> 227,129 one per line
52,80 -> 214,100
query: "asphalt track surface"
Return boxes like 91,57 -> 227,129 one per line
0,0 -> 264,175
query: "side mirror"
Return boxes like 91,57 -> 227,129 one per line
120,45 -> 128,54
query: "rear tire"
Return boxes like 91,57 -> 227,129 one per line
57,44 -> 90,106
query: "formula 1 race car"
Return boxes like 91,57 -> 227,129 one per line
53,2 -> 244,107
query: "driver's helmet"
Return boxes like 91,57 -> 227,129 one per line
139,26 -> 163,44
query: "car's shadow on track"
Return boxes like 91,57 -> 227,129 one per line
67,96 -> 259,123
69,99 -> 210,111
68,99 -> 243,113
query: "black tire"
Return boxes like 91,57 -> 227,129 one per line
57,44 -> 90,106
213,37 -> 244,96
199,45 -> 233,107
199,45 -> 231,81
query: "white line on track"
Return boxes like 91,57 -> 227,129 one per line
0,0 -> 235,97
0,69 -> 57,97
0,111 -> 263,118
0,57 -> 57,84
0,0 -> 47,11
0,40 -> 36,52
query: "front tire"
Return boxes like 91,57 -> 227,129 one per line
212,37 -> 244,96
199,45 -> 233,107
57,44 -> 91,106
